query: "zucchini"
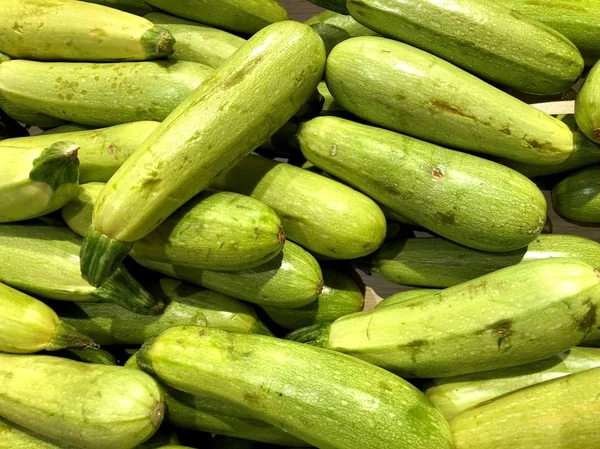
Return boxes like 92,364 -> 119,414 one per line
262,268 -> 364,330
145,13 -> 245,68
1,122 -> 159,183
583,327 -> 600,347
136,241 -> 323,309
317,81 -> 348,117
0,225 -> 161,315
425,347 -> 600,420
553,166 -> 600,224
81,21 -> 325,287
144,0 -> 288,35
137,326 -> 453,449
326,37 -> 574,165
56,276 -> 272,345
450,367 -> 600,449
137,430 -> 180,449
0,51 -> 8,63
43,124 -> 94,134
0,416 -> 78,449
288,259 -> 600,378
306,10 -> 377,54
376,289 -> 439,309
307,0 -> 349,15
212,154 -> 387,259
81,0 -> 157,16
0,95 -> 67,128
367,234 -> 600,288
0,282 -> 95,354
0,141 -> 80,222
576,61 -> 600,142
298,116 -> 547,252
0,60 -> 213,127
347,0 -> 583,94
0,0 -> 174,61
0,354 -> 165,449
59,348 -> 118,365
64,183 -> 285,271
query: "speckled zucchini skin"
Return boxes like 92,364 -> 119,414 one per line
553,166 -> 600,224
576,62 -> 600,142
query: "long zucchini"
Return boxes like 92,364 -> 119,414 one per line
298,116 -> 546,252
0,95 -> 67,128
212,154 -> 387,259
306,10 -> 377,54
307,0 -> 349,15
64,183 -> 284,271
43,124 -> 94,134
376,289 -> 439,309
81,21 -> 325,287
59,348 -> 118,365
326,37 -> 574,165
0,225 -> 161,315
576,61 -> 600,142
137,326 -> 453,449
0,354 -> 165,449
0,416 -> 78,449
81,0 -> 157,16
0,60 -> 213,126
288,259 -> 600,378
552,166 -> 600,224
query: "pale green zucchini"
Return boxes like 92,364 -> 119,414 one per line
376,289 -> 439,309
0,0 -> 174,61
0,354 -> 164,449
0,60 -> 213,127
0,225 -> 161,315
81,21 -> 325,287
553,166 -> 600,224
43,124 -> 94,134
81,0 -> 157,16
326,37 -> 574,165
0,95 -> 67,127
288,259 -> 600,378
317,81 -> 348,117
0,416 -> 79,449
138,326 -> 453,449
306,10 -> 377,54
60,348 -> 118,365
426,347 -> 600,420
212,154 -> 387,259
0,142 -> 80,222
0,122 -> 159,183
451,367 -> 600,449
576,61 -> 600,142
146,13 -> 245,68
64,183 -> 284,271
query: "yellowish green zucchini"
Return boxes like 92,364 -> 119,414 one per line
306,10 -> 377,54
553,166 -> 600,224
0,416 -> 79,449
81,0 -> 157,16
576,61 -> 600,142
0,96 -> 67,128
43,124 -> 93,135
376,289 -> 439,309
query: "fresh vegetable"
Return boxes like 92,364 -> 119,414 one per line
59,348 -> 118,365
317,81 -> 348,117
81,0 -> 157,16
43,124 -> 93,135
307,0 -> 349,15
376,289 -> 439,309
583,327 -> 600,347
306,10 -> 377,54
136,429 -> 180,449
0,416 -> 78,449
576,61 -> 600,142
0,96 -> 67,128
553,166 -> 600,224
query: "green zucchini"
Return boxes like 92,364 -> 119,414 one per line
307,0 -> 349,15
450,367 -> 600,449
59,348 -> 118,365
0,354 -> 165,449
0,141 -> 80,222
306,10 -> 377,54
298,116 -> 547,252
0,0 -> 174,61
367,234 -> 600,288
43,124 -> 94,134
64,183 -> 285,271
81,21 -> 325,287
1,122 -> 159,183
376,289 -> 439,309
81,0 -> 157,16
138,326 -> 453,449
288,259 -> 600,378
212,154 -> 387,259
0,416 -> 78,449
583,327 -> 600,347
144,0 -> 288,35
136,241 -> 323,309
0,60 -> 213,127
137,429 -> 180,449
0,282 -> 95,354
326,37 -> 574,165
553,166 -> 600,224
425,347 -> 600,420
0,51 -> 8,63
56,276 -> 272,345
262,268 -> 364,330
317,81 -> 348,117
347,0 -> 583,94
576,61 -> 600,142
0,95 -> 67,128
145,13 -> 245,68
0,225 -> 161,315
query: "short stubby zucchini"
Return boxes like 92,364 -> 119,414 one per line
553,166 -> 600,224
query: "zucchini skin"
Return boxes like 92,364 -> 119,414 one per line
0,416 -> 79,449
0,95 -> 66,127
0,60 -> 213,127
376,289 -> 439,309
326,37 -> 574,165
212,154 -> 387,259
60,348 -> 118,365
307,0 -> 350,15
367,234 -> 600,288
298,116 -> 546,252
306,10 -> 377,54
81,0 -> 157,16
553,166 -> 600,224
0,354 -> 165,449
576,61 -> 600,142
138,326 -> 453,449
450,367 -> 600,449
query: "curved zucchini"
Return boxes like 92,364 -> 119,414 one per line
552,166 -> 600,224
0,60 -> 213,127
81,0 -> 157,16
425,347 -> 600,420
1,122 -> 159,183
0,95 -> 67,128
262,268 -> 364,330
288,259 -> 600,378
81,21 -> 325,287
576,61 -> 600,142
450,367 -> 600,449
307,0 -> 349,15
145,13 -> 245,68
306,10 -> 377,54
367,234 -> 600,288
64,183 -> 284,271
0,142 -> 80,222
212,154 -> 387,259
0,225 -> 161,315
376,289 -> 439,309
298,116 -> 547,252
137,326 -> 453,449
0,354 -> 164,449
326,37 -> 574,165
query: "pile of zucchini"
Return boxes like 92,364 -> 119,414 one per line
0,0 -> 599,448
